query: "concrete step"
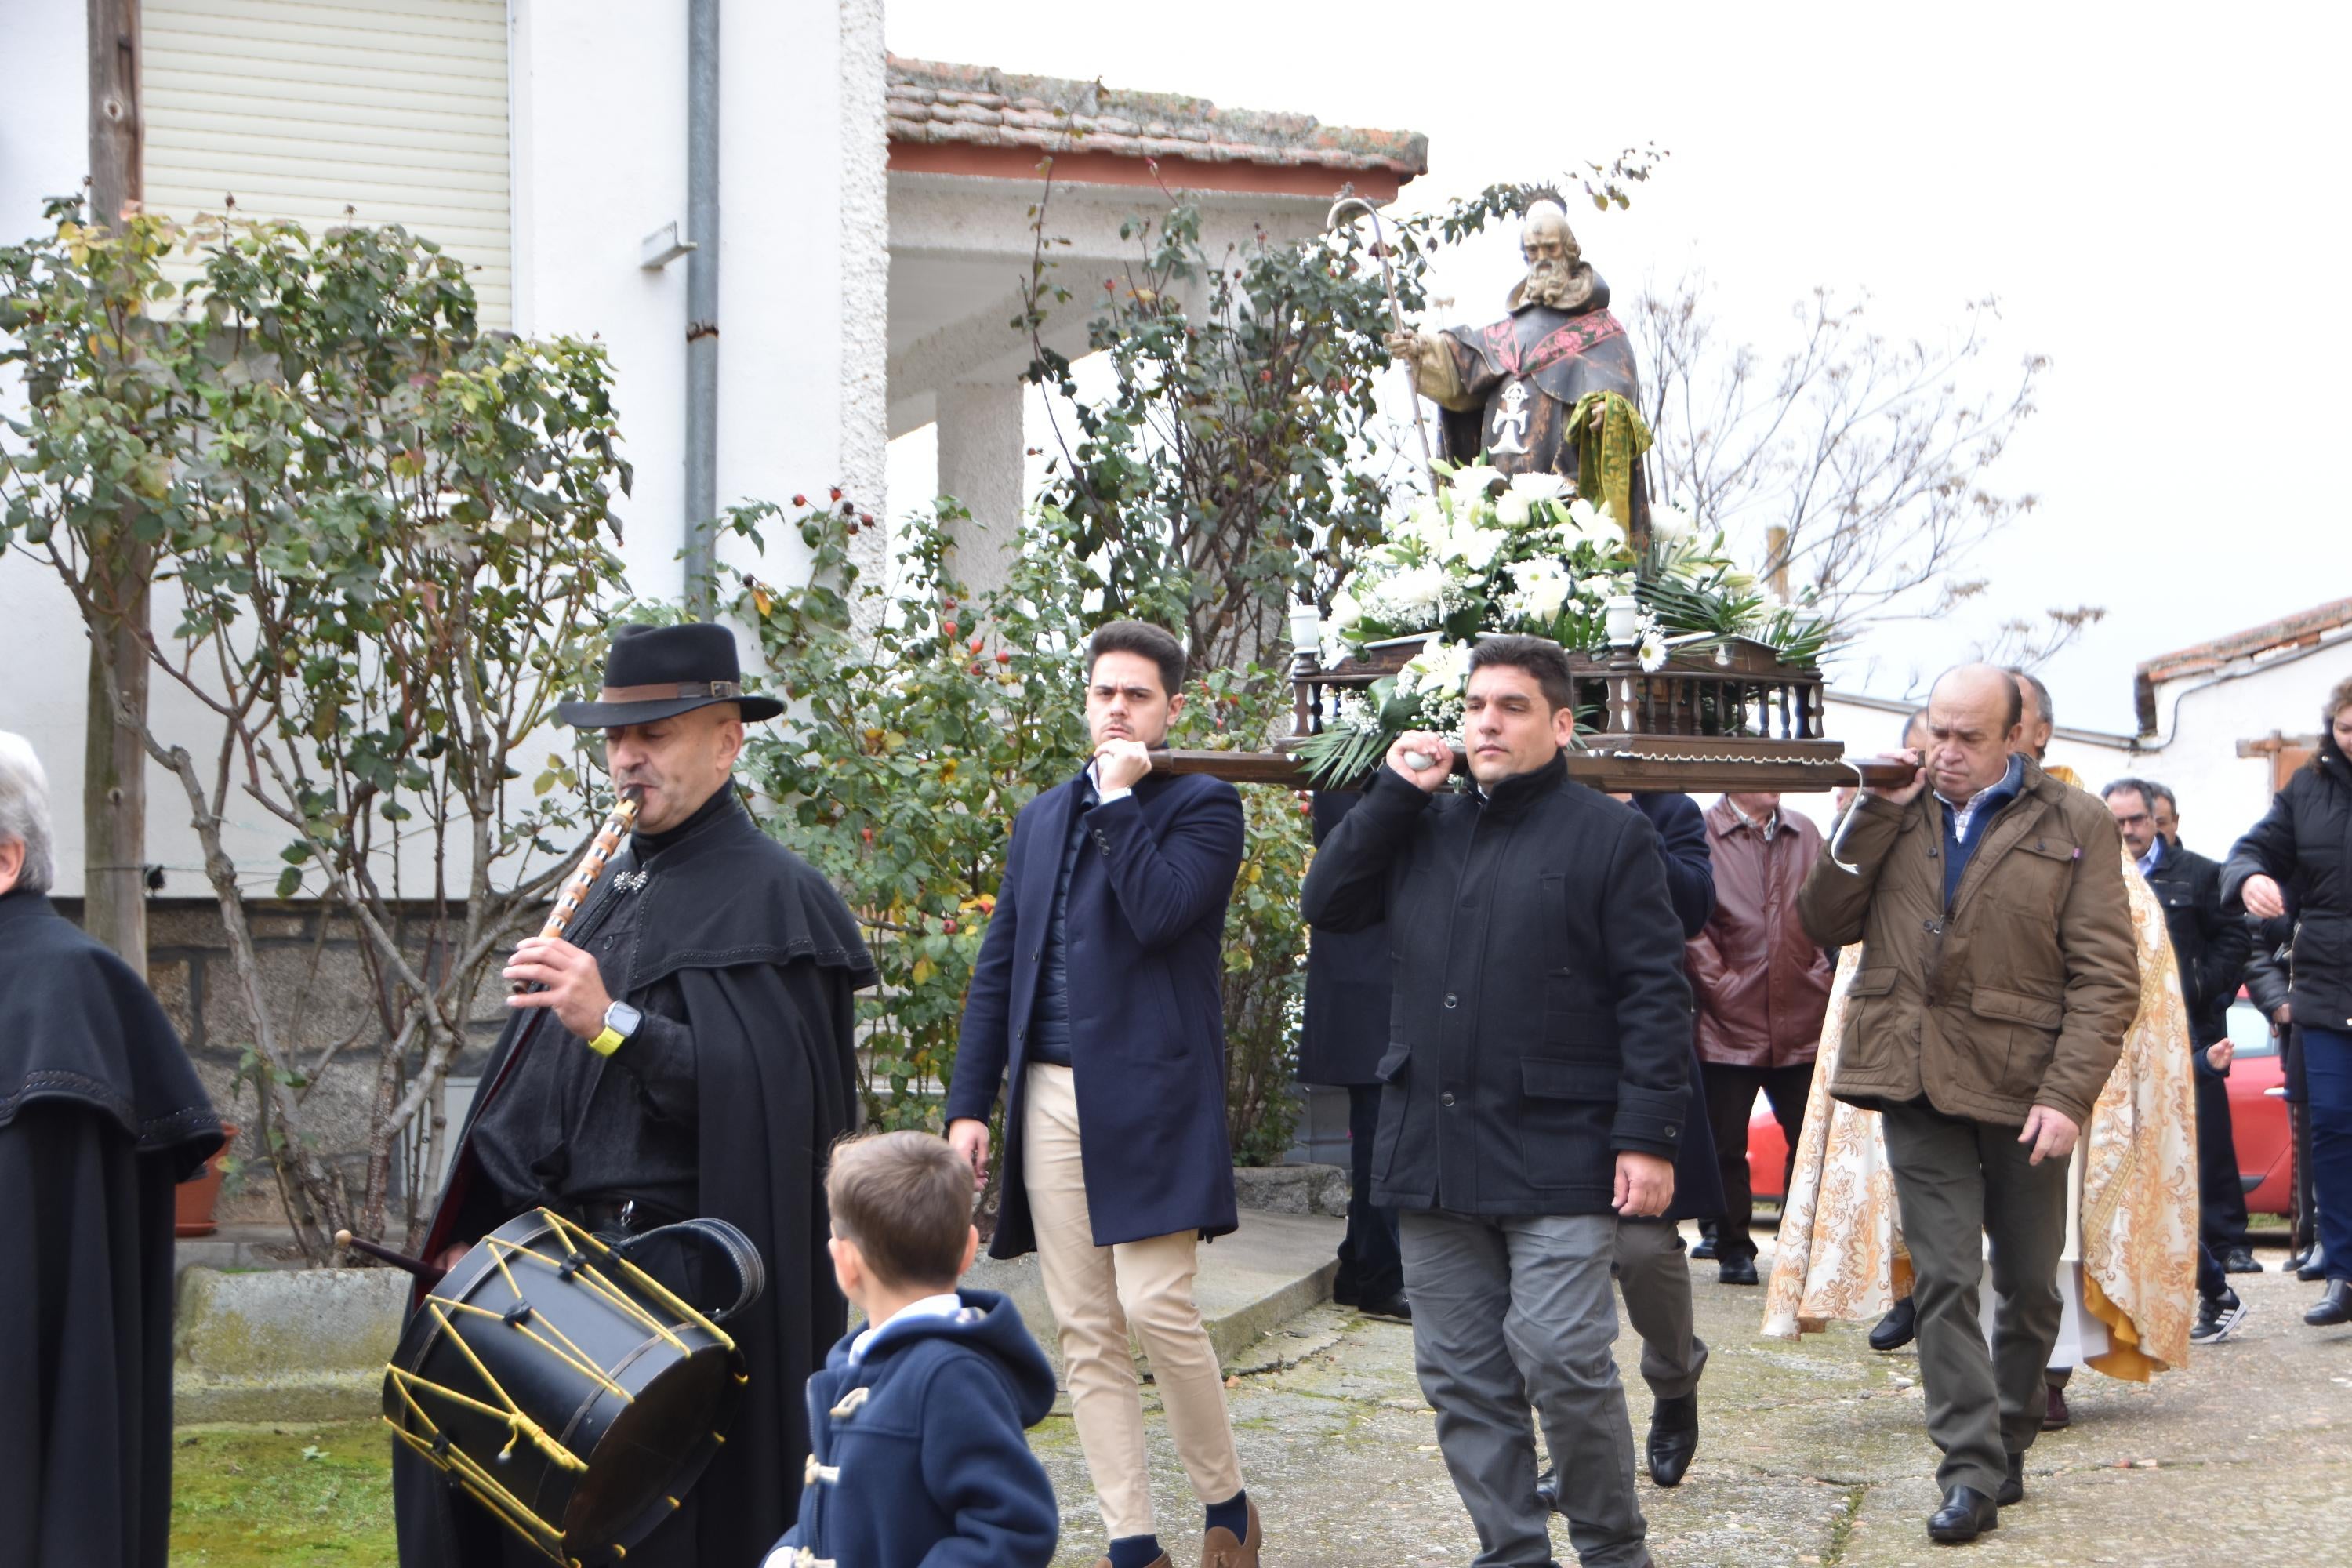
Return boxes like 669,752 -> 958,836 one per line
173,1264 -> 408,1424
964,1209 -> 1344,1386
175,1222 -> 308,1278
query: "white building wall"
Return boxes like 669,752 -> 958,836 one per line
506,0 -> 692,597
2,2 -> 103,899
2128,637 -> 2352,851
2,0 -> 889,898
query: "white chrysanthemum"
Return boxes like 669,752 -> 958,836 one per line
1367,564 -> 1449,623
1638,632 -> 1669,673
1508,471 -> 1568,503
1504,560 -> 1575,625
1396,495 -> 1450,544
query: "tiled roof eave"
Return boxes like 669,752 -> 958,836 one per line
884,55 -> 1428,180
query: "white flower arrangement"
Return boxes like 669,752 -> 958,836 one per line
1295,459 -> 1834,786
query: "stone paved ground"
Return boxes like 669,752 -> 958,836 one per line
167,1236 -> 2352,1566
1034,1237 -> 2352,1568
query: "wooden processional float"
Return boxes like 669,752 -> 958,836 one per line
1148,630 -> 1920,796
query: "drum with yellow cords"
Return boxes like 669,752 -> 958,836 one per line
382,1207 -> 765,1566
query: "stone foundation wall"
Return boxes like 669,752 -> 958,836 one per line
57,897 -> 511,1225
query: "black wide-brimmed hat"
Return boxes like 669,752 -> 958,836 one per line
556,622 -> 783,728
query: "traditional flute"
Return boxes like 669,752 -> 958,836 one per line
510,789 -> 641,993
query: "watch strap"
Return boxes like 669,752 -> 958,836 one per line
586,1025 -> 626,1057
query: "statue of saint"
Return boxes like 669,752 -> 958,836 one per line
1387,199 -> 1649,531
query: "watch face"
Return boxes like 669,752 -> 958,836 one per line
606,1000 -> 644,1036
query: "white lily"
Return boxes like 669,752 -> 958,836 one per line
1450,463 -> 1505,499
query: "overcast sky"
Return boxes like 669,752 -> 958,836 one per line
885,0 -> 2350,734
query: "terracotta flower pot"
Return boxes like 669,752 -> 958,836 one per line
174,1123 -> 240,1239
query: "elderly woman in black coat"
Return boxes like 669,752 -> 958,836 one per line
2226,675 -> 2352,1327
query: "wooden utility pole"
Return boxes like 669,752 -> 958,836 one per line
84,0 -> 152,975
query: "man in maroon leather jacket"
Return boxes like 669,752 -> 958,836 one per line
1686,792 -> 1836,1281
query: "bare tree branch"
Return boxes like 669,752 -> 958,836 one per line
1632,273 -> 2060,643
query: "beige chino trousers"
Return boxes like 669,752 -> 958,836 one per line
1022,1062 -> 1243,1539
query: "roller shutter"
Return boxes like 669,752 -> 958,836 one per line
141,0 -> 513,325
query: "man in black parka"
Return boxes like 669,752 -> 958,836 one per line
1301,637 -> 1690,1568
394,625 -> 877,1568
0,731 -> 224,1568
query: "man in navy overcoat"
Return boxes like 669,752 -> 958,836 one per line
946,621 -> 1261,1568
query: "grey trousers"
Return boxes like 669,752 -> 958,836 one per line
1402,1210 -> 1650,1568
1615,1218 -> 1707,1402
1879,1098 -> 2070,1497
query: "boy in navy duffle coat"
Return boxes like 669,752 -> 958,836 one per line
764,1131 -> 1058,1568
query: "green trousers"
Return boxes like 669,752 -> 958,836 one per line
1880,1098 -> 2071,1498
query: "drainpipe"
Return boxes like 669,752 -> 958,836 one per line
682,0 -> 720,614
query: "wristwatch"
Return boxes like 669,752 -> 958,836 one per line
587,999 -> 643,1058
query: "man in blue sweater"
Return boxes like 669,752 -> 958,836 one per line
768,1131 -> 1058,1568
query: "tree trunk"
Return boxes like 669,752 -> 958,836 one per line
84,0 -> 149,972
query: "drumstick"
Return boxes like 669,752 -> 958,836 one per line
335,1229 -> 448,1286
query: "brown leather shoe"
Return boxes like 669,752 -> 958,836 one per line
1201,1497 -> 1261,1568
2040,1379 -> 2071,1431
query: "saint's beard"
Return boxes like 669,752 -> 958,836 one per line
1517,258 -> 1583,310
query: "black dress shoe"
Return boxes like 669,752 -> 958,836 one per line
2299,1246 -> 2330,1282
1534,1464 -> 1562,1515
1357,1291 -> 1412,1323
2223,1246 -> 2262,1274
1718,1256 -> 1760,1287
1330,1273 -> 1360,1308
2307,1280 -> 2352,1327
1869,1297 -> 1918,1352
2288,1243 -> 2315,1273
1927,1485 -> 1999,1542
2040,1380 -> 2071,1431
1997,1452 -> 2025,1508
1690,1232 -> 1719,1261
1646,1392 -> 1699,1487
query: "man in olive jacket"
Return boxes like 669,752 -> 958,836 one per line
1797,664 -> 2139,1545
1302,636 -> 1690,1568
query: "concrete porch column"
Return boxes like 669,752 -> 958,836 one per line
935,379 -> 1026,597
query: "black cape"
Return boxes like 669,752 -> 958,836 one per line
0,888 -> 223,1568
393,796 -> 877,1568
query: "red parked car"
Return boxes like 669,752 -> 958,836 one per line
1746,997 -> 2293,1215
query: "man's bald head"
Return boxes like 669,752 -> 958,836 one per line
1925,663 -> 2027,806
